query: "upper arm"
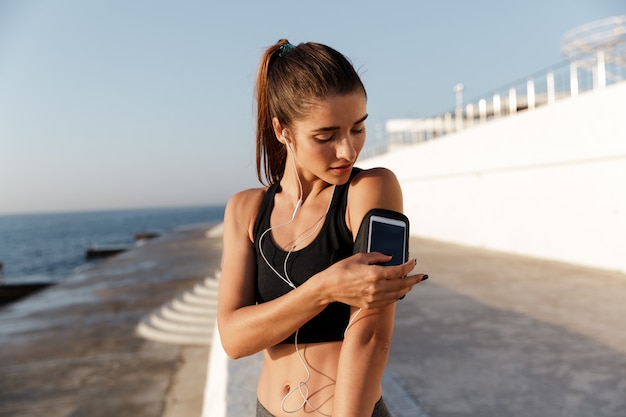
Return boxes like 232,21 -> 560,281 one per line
347,167 -> 403,236
218,188 -> 264,324
344,167 -> 404,339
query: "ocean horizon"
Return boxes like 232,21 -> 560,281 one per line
0,205 -> 225,285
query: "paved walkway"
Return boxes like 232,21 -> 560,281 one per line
2,225 -> 625,417
389,236 -> 626,417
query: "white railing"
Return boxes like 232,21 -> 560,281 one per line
361,15 -> 626,159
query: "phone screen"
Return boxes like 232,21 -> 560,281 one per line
368,216 -> 407,266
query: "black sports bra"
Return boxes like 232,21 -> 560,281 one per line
253,168 -> 361,344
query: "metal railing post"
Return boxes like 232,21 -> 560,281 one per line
596,50 -> 606,89
570,62 -> 579,97
466,104 -> 474,127
444,112 -> 453,135
527,79 -> 535,110
509,88 -> 517,114
479,99 -> 487,122
493,94 -> 501,118
453,83 -> 464,133
547,72 -> 555,104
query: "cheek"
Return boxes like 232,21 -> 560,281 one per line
295,145 -> 324,168
318,146 -> 338,162
356,136 -> 366,151
351,136 -> 366,156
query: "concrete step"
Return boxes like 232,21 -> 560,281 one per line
180,290 -> 217,306
160,304 -> 215,324
135,275 -> 219,347
149,310 -> 214,334
136,318 -> 213,346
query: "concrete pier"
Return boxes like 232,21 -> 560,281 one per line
0,225 -> 222,417
2,223 -> 626,417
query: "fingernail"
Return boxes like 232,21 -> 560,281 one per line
421,274 -> 429,281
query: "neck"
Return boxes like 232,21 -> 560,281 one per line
280,171 -> 331,205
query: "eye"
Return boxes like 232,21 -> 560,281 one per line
351,125 -> 366,134
313,133 -> 336,143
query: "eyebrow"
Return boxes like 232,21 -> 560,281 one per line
312,114 -> 369,133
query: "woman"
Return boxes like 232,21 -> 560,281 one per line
218,39 -> 428,417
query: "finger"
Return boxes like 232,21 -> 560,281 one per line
378,259 -> 417,280
367,272 -> 428,307
400,273 -> 427,285
363,251 -> 393,265
375,273 -> 418,293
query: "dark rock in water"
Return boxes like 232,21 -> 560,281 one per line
134,231 -> 161,241
0,282 -> 53,306
85,244 -> 130,259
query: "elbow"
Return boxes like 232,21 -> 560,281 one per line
221,342 -> 245,360
219,333 -> 248,360
368,334 -> 392,355
350,325 -> 393,354
348,334 -> 392,363
218,331 -> 236,359
367,337 -> 392,363
217,321 -> 253,360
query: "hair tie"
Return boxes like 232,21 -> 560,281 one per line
278,43 -> 296,57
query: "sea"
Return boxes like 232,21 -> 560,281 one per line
0,205 -> 225,285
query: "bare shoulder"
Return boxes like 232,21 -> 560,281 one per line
350,167 -> 402,205
352,167 -> 400,188
226,187 -> 266,213
347,167 -> 403,234
224,187 -> 267,241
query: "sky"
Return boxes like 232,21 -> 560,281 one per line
0,0 -> 624,215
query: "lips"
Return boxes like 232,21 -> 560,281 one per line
330,164 -> 353,175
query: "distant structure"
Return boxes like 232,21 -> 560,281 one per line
561,14 -> 626,59
363,14 -> 626,158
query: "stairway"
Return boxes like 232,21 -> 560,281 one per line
136,275 -> 219,346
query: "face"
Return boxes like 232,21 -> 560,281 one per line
286,91 -> 367,186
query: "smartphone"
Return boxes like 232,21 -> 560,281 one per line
367,214 -> 409,266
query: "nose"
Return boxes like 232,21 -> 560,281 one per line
336,136 -> 357,162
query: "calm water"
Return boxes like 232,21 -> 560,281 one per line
0,205 -> 225,285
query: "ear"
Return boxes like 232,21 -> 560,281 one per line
272,117 -> 285,144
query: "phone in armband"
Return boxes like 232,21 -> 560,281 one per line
354,208 -> 410,267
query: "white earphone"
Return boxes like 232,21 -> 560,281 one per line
283,129 -> 296,153
282,129 -> 303,218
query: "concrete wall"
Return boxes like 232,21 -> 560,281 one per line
360,82 -> 626,273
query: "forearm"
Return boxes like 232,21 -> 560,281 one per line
333,306 -> 395,416
218,277 -> 327,358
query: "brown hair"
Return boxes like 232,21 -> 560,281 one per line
255,39 -> 367,185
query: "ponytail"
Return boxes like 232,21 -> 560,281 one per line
255,40 -> 290,185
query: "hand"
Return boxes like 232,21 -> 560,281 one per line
320,252 -> 427,309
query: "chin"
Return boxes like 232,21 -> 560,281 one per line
327,172 -> 353,186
